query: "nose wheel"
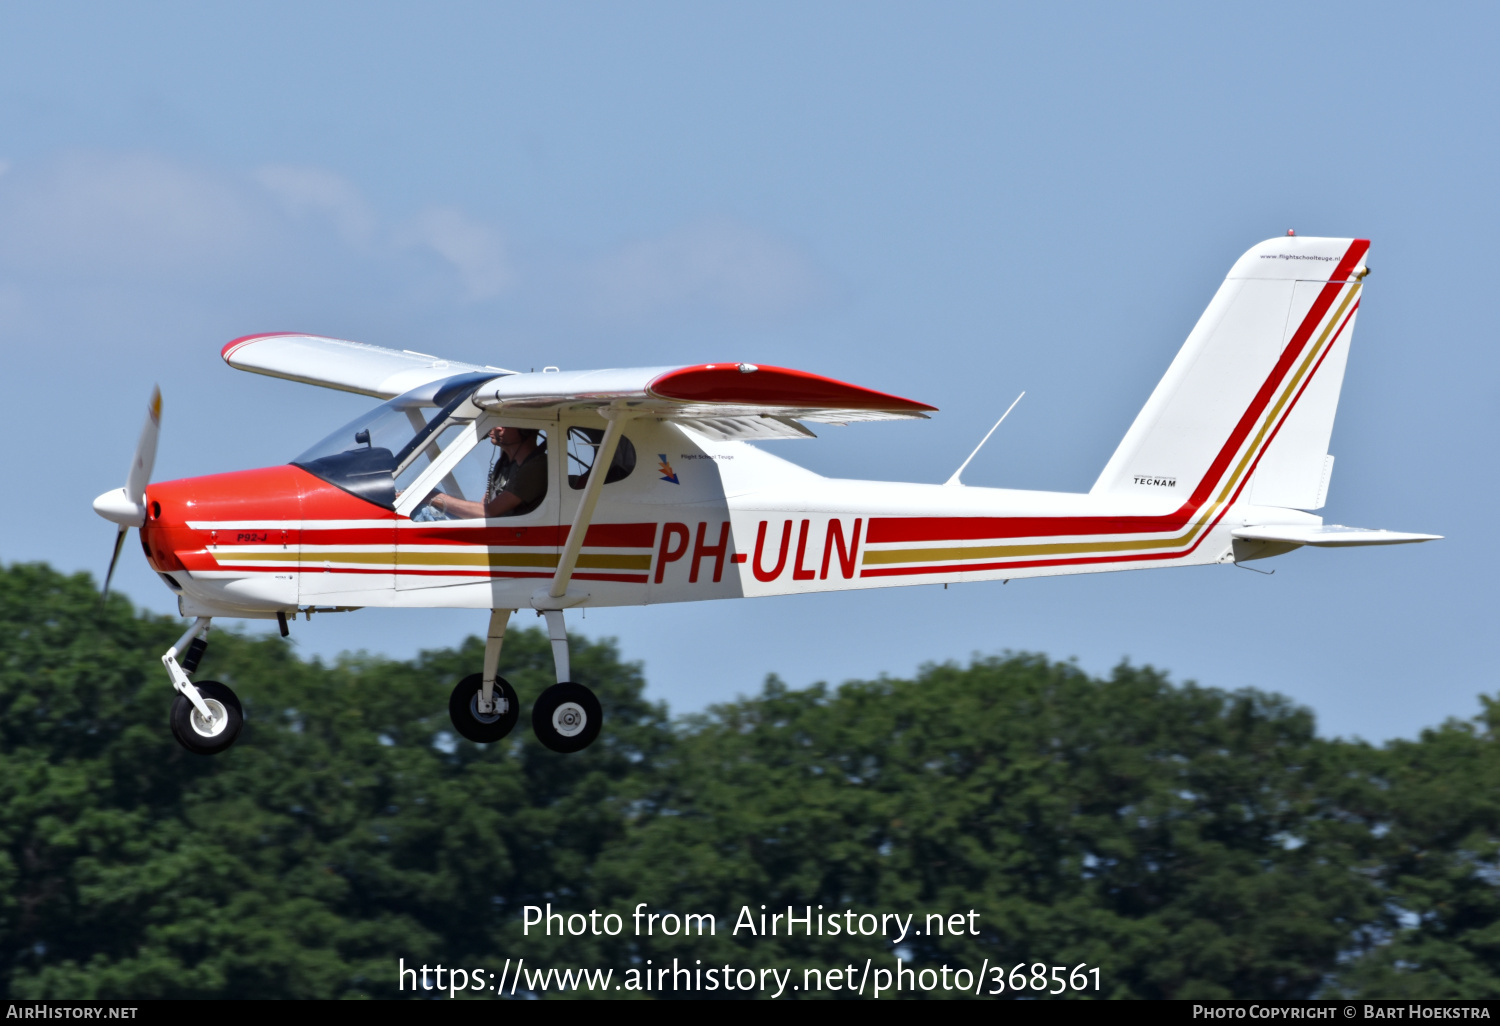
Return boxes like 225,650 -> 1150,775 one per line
159,616 -> 244,755
169,680 -> 243,755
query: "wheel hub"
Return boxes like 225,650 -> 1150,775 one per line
189,698 -> 229,738
552,702 -> 587,738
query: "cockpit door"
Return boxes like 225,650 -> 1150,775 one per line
395,416 -> 561,606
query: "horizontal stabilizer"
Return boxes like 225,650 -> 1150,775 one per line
222,333 -> 513,398
1232,525 -> 1442,547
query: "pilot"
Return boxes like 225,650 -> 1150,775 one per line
424,426 -> 547,519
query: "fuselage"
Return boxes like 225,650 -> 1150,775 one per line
141,418 -> 1319,620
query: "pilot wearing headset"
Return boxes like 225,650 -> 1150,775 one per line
422,425 -> 547,519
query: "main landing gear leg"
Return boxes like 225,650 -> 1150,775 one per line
479,608 -> 513,714
522,408 -> 628,755
448,609 -> 519,743
543,609 -> 570,684
163,616 -> 244,755
531,609 -> 602,754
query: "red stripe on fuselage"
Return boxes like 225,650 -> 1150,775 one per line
862,547 -> 1198,578
268,568 -> 651,585
304,522 -> 659,547
867,515 -> 1178,545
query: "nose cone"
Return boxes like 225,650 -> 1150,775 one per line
93,487 -> 146,527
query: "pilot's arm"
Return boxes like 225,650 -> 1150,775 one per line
429,489 -> 524,519
424,446 -> 547,519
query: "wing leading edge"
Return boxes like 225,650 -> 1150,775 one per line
221,333 -> 514,399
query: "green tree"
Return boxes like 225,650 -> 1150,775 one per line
0,563 -> 664,998
1333,700 -> 1500,998
593,657 -> 1386,999
4,560 -> 1498,1000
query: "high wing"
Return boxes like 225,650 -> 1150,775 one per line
222,334 -> 936,440
222,333 -> 514,399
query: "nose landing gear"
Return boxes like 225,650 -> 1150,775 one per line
162,616 -> 244,755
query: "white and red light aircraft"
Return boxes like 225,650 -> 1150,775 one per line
93,235 -> 1438,755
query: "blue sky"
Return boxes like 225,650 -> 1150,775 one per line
2,3 -> 1493,741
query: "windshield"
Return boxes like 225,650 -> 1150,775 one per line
291,372 -> 495,508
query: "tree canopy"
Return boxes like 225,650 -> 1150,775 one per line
0,562 -> 1495,999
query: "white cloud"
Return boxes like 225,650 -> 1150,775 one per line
401,206 -> 512,300
589,218 -> 822,321
0,151 -> 258,274
254,164 -> 374,245
0,151 -> 823,328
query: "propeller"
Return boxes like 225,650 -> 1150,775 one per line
93,386 -> 162,601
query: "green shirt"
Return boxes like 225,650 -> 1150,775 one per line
489,442 -> 548,516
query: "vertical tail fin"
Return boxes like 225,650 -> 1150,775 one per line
1091,236 -> 1370,512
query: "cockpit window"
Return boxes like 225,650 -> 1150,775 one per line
567,427 -> 636,489
291,372 -> 495,508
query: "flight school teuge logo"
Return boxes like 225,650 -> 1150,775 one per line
658,455 -> 680,484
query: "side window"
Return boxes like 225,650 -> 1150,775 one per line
411,425 -> 549,521
567,427 -> 636,490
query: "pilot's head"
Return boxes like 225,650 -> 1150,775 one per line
488,425 -> 540,452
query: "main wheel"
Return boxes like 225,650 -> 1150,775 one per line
170,680 -> 243,755
531,682 -> 602,754
449,673 -> 520,743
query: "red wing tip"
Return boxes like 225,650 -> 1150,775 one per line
221,333 -> 303,362
650,363 -> 937,413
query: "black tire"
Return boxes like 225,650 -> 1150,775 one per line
170,680 -> 244,755
449,673 -> 520,743
531,681 -> 602,754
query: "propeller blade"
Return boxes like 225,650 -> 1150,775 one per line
125,386 -> 162,506
99,386 -> 162,601
102,526 -> 128,601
